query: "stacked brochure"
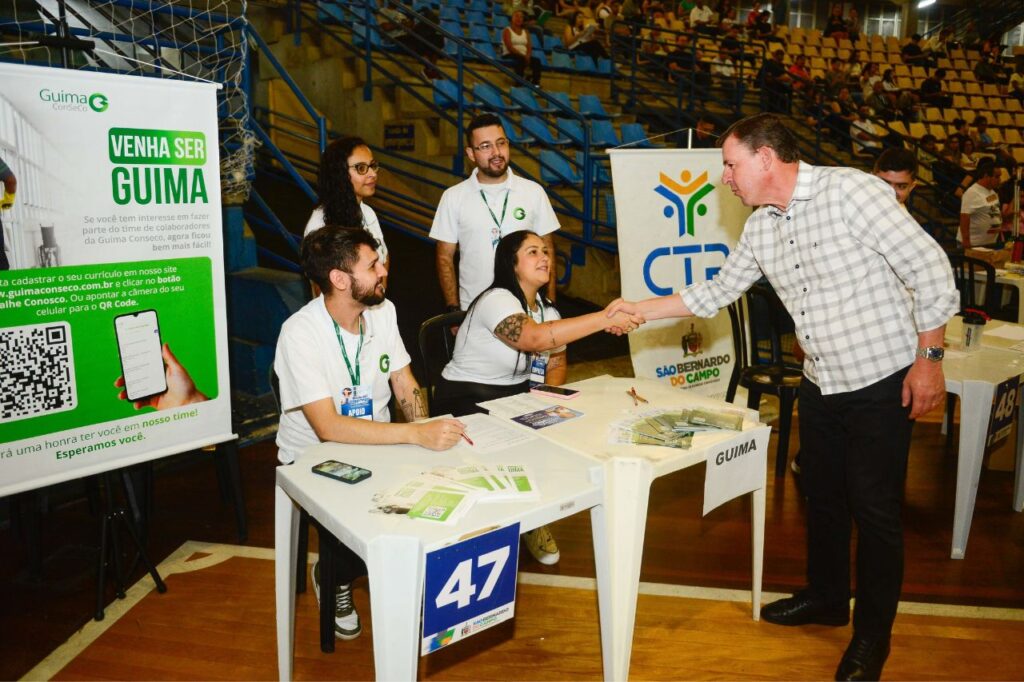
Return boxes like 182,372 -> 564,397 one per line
608,406 -> 746,449
370,464 -> 541,524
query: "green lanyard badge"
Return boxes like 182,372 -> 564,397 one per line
333,317 -> 364,386
480,189 -> 510,249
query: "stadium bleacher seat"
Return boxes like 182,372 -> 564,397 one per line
621,123 -> 660,148
576,152 -> 612,185
498,114 -> 536,145
522,115 -> 573,146
473,82 -> 519,111
579,94 -> 618,119
432,79 -> 461,108
539,150 -> 582,185
510,86 -> 557,113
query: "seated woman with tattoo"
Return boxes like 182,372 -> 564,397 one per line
433,230 -> 642,565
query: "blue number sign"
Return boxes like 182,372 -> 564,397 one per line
421,522 -> 520,655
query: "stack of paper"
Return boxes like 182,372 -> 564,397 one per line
370,474 -> 482,525
428,463 -> 541,502
608,406 -> 746,449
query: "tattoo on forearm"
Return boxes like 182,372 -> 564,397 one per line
412,387 -> 428,420
437,252 -> 459,306
494,313 -> 528,343
546,322 -> 556,348
398,397 -> 413,422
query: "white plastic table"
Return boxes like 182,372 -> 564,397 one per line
482,375 -> 771,681
995,270 -> 1024,324
943,317 -> 1024,559
274,425 -> 603,681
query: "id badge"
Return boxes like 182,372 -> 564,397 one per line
528,352 -> 549,387
339,385 -> 374,420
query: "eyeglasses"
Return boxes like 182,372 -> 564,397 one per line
347,160 -> 381,175
472,139 -> 509,153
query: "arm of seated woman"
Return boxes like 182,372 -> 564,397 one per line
493,307 -> 641,353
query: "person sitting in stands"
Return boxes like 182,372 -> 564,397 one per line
563,11 -> 608,60
846,7 -> 861,42
433,230 -> 642,565
938,134 -> 962,164
690,0 -> 717,35
919,68 -> 951,108
900,34 -> 931,68
787,54 -> 811,91
502,11 -> 542,85
850,105 -> 884,158
823,3 -> 848,41
823,57 -> 849,97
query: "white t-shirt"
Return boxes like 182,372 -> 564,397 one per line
274,296 -> 411,464
690,5 -> 713,25
959,182 -> 1001,246
502,26 -> 530,57
304,202 -> 389,262
430,168 -> 560,308
442,289 -> 562,385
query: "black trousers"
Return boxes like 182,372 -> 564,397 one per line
433,375 -> 529,417
799,366 -> 913,637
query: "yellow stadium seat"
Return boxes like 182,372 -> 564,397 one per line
982,84 -> 1000,97
970,95 -> 988,110
925,107 -> 942,122
947,80 -> 965,94
943,108 -> 961,123
1004,128 -> 1022,146
908,122 -> 927,139
894,64 -> 911,77
1013,147 -> 1024,164
965,81 -> 982,95
930,124 -> 947,139
996,112 -> 1014,127
952,95 -> 969,109
911,66 -> 927,79
888,120 -> 908,138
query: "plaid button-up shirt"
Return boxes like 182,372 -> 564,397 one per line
683,162 -> 958,395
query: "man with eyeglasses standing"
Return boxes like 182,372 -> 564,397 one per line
431,113 -> 560,311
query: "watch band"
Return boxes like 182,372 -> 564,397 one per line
915,346 -> 944,361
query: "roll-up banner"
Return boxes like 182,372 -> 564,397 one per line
0,64 -> 233,497
609,149 -> 750,399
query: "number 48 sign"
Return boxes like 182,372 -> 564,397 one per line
421,523 -> 520,655
987,375 -> 1021,446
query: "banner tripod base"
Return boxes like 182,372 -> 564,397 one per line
94,470 -> 167,621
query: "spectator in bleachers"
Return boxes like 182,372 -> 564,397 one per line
787,54 -> 812,92
860,62 -> 882,100
880,67 -> 899,94
959,136 -> 980,171
823,3 -> 848,41
675,0 -> 696,19
959,158 -> 1004,248
916,134 -> 940,183
501,11 -> 542,85
744,1 -> 760,29
668,32 -> 712,94
823,57 -> 849,97
938,134 -> 962,164
691,115 -> 718,148
850,105 -> 885,158
564,11 -> 609,59
866,80 -> 895,120
846,7 -> 861,43
409,8 -> 443,81
1010,61 -> 1024,102
718,5 -> 738,32
803,88 -> 830,128
952,117 -> 971,142
919,68 -> 951,108
719,23 -> 752,65
973,53 -> 1003,86
846,53 -> 863,80
557,0 -> 585,17
690,0 -> 718,35
921,27 -> 950,60
961,21 -> 981,51
822,85 -> 858,145
971,115 -> 1015,166
752,10 -> 784,48
595,0 -> 615,34
900,34 -> 931,68
874,148 -> 919,206
758,48 -> 792,113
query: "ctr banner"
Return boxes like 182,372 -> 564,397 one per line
0,64 -> 233,497
610,149 -> 750,398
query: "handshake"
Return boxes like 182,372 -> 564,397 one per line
602,298 -> 644,336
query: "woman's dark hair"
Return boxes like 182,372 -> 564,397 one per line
463,230 -> 553,373
317,136 -> 368,228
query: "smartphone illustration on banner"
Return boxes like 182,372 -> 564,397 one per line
114,309 -> 168,402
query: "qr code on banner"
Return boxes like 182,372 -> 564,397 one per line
0,322 -> 77,424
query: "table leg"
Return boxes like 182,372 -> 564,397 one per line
275,485 -> 300,681
367,535 -> 423,681
750,484 -> 765,620
590,457 -> 652,682
951,380 -> 996,559
1013,382 -> 1024,513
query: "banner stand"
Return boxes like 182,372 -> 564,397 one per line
94,468 -> 167,621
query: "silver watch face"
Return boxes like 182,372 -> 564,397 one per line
918,346 -> 944,361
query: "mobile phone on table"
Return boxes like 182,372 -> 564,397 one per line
312,459 -> 372,484
530,384 -> 580,400
114,309 -> 168,402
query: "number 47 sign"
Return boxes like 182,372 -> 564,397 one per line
421,523 -> 520,655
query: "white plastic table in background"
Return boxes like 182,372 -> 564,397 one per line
995,270 -> 1024,324
483,375 -> 771,682
943,317 -> 1024,559
274,429 -> 603,681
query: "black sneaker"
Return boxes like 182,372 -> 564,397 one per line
312,560 -> 362,640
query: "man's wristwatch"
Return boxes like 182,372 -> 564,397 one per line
916,346 -> 944,362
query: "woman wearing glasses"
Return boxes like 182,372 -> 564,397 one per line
305,137 -> 389,271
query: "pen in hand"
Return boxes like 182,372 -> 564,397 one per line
461,432 -> 475,446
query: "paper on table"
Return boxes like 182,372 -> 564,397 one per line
457,412 -> 537,453
477,393 -> 550,419
985,325 -> 1024,341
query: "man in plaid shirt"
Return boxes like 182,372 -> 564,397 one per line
611,113 -> 958,681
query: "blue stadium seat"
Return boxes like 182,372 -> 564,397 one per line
352,21 -> 384,50
555,117 -> 587,146
549,91 -> 574,112
621,123 -> 661,148
498,114 -> 536,145
473,39 -> 501,61
473,82 -> 520,111
469,0 -> 490,12
574,54 -> 597,72
433,79 -> 462,108
543,35 -> 562,51
604,193 -> 617,228
540,150 -> 582,185
440,19 -> 463,36
551,51 -> 574,70
493,13 -> 509,29
317,2 -> 344,23
510,86 -> 557,113
468,23 -> 492,43
578,94 -> 618,119
466,10 -> 486,25
440,6 -> 461,21
576,152 -> 612,185
590,119 -> 621,147
597,58 -> 613,74
521,115 -> 573,146
448,0 -> 467,8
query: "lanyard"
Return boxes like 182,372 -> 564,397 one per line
333,317 -> 364,386
480,189 -> 510,246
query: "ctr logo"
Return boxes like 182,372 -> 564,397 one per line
644,167 -> 729,296
655,169 -> 715,237
88,93 -> 109,112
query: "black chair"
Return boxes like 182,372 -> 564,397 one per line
726,283 -> 802,477
417,309 -> 467,414
948,253 -> 998,318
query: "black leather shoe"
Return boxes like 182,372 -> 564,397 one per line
835,635 -> 890,680
760,591 -> 850,626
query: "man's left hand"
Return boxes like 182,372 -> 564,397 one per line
902,359 -> 945,420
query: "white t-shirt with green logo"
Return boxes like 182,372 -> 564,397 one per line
430,168 -> 560,309
274,296 -> 410,464
959,182 -> 1001,247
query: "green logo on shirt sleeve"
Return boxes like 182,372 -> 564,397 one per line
379,353 -> 390,373
513,207 -> 526,220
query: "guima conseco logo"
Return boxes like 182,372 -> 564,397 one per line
39,87 -> 109,113
643,168 -> 729,296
